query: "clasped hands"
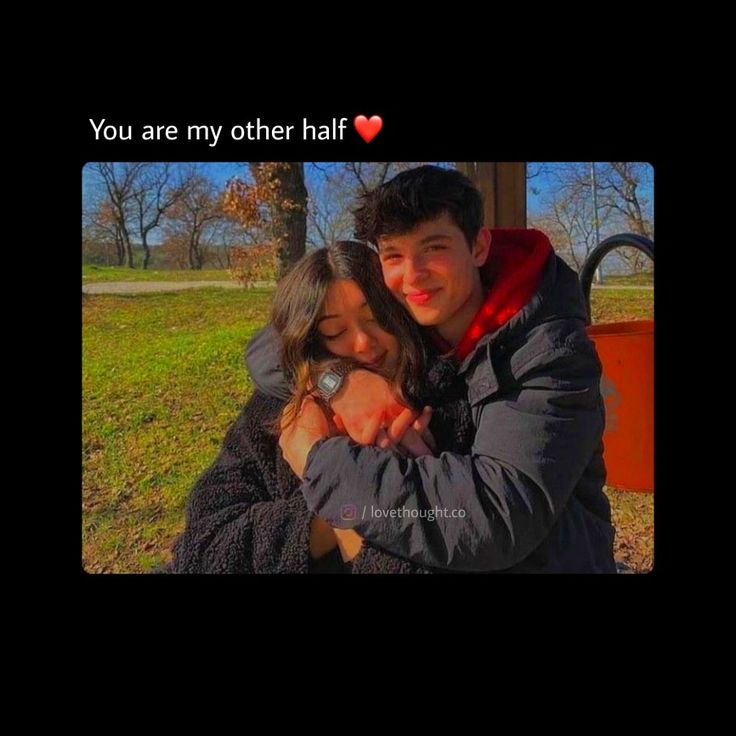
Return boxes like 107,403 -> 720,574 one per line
278,369 -> 436,563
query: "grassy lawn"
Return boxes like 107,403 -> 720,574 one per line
82,286 -> 655,574
589,288 -> 654,323
82,265 -> 232,283
83,288 -> 272,573
601,272 -> 654,286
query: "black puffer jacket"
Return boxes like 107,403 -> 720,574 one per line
296,254 -> 617,573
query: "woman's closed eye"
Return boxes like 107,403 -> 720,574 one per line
320,330 -> 345,341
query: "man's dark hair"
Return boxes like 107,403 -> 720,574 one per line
353,165 -> 484,248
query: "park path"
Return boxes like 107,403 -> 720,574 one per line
83,280 -> 274,294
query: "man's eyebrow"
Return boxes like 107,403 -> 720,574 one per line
418,232 -> 452,245
380,233 -> 452,251
317,302 -> 368,323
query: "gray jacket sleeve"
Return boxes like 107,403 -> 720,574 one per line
244,325 -> 292,401
300,321 -> 605,572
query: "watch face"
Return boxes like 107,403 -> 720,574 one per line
320,372 -> 340,392
317,366 -> 348,401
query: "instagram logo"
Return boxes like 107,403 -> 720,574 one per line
340,504 -> 357,521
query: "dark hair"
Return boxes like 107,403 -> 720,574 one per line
271,241 -> 427,429
353,165 -> 484,248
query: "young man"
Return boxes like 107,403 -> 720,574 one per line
249,165 -> 616,573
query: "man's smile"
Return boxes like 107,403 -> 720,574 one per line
405,288 -> 441,305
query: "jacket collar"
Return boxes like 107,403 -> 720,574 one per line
428,228 -> 553,363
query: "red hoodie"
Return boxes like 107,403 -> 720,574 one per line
431,228 -> 553,363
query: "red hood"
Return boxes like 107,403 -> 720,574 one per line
432,228 -> 553,362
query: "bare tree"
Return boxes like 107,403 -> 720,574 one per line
130,163 -> 191,269
529,191 -> 607,271
83,199 -> 126,265
162,173 -> 224,270
595,162 -> 654,273
344,162 -> 394,195
306,162 -> 441,248
207,213 -> 258,269
596,162 -> 653,236
531,162 -> 653,275
90,163 -> 144,268
82,224 -> 114,265
526,162 -> 551,196
307,164 -> 357,248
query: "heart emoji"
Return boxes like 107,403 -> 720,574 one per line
354,115 -> 383,143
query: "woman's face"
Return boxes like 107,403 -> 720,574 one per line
316,279 -> 399,374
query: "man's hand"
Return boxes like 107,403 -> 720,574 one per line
279,397 -> 331,479
331,370 -> 407,444
333,528 -> 364,562
385,406 -> 437,458
331,370 -> 434,449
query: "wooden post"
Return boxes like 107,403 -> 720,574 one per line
457,162 -> 527,228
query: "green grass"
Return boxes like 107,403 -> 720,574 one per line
83,288 -> 273,573
82,265 -> 233,283
83,286 -> 654,574
601,272 -> 654,286
590,288 -> 654,323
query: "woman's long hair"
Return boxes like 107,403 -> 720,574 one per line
271,241 -> 427,429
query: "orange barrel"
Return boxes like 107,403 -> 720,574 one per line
587,320 -> 653,492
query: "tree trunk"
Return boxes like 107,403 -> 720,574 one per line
141,233 -> 151,270
189,235 -> 197,270
115,229 -> 125,266
124,236 -> 135,268
189,230 -> 205,270
271,163 -> 308,278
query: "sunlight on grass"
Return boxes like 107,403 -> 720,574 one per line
83,288 -> 271,573
83,286 -> 654,573
82,265 -> 233,283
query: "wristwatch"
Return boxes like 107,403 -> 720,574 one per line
316,364 -> 352,403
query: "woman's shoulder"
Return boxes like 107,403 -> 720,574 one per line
219,390 -> 287,449
234,390 -> 287,428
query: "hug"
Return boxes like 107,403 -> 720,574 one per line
166,165 -> 616,574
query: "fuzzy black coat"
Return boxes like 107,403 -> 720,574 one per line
165,356 -> 472,574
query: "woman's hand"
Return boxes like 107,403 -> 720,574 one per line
333,528 -> 364,562
309,516 -> 338,559
279,397 -> 331,479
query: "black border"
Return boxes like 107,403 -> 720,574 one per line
76,106 -> 668,602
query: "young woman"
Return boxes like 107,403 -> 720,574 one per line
167,241 -> 472,574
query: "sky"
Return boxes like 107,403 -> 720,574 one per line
82,162 -> 654,265
84,161 -> 653,216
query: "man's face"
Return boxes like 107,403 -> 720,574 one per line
377,212 -> 491,345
